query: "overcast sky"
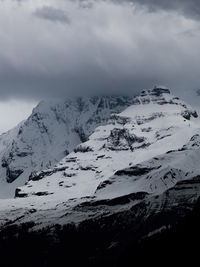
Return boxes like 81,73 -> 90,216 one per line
0,0 -> 200,132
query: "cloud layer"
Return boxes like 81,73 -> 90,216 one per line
118,0 -> 200,20
33,6 -> 70,23
0,0 -> 200,100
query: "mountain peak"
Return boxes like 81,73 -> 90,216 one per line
0,96 -> 133,198
132,86 -> 180,107
143,86 -> 171,95
15,88 -> 199,200
120,87 -> 198,123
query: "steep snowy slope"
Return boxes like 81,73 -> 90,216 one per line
0,86 -> 200,266
0,96 -> 133,198
15,87 -> 199,201
95,133 -> 200,199
1,129 -> 200,233
0,88 -> 200,266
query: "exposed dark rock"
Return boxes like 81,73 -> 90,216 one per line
59,181 -> 64,187
33,192 -> 53,196
6,168 -> 24,183
76,192 -> 149,209
80,165 -> 97,171
176,175 -> 200,185
181,110 -> 198,120
136,112 -> 164,125
132,98 -> 140,105
192,110 -> 198,118
16,152 -> 33,157
65,157 -> 77,163
181,110 -> 192,120
63,173 -> 76,178
141,127 -> 152,132
95,165 -> 161,191
15,188 -> 28,198
95,179 -> 113,190
157,134 -> 172,140
115,165 -> 161,176
74,145 -> 93,153
106,128 -> 145,151
64,149 -> 69,156
152,87 -> 171,96
1,158 -> 8,168
17,127 -> 23,136
166,150 -> 177,154
29,166 -> 68,182
182,134 -> 200,150
74,126 -> 87,143
96,155 -> 105,159
109,114 -> 131,125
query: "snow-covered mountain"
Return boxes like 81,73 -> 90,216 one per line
1,129 -> 200,231
0,96 -> 133,198
0,87 -> 200,266
15,87 -> 199,200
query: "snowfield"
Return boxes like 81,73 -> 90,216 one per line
16,88 -> 200,201
0,96 -> 132,198
0,87 -> 199,231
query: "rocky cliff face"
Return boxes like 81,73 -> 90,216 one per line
0,96 -> 132,198
1,138 -> 200,266
15,87 -> 199,200
0,87 -> 200,266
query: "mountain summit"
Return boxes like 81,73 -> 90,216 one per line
15,87 -> 199,201
0,87 -> 200,266
0,96 -> 133,198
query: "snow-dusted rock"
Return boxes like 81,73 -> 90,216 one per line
15,87 -> 200,201
95,134 -> 200,199
1,130 -> 200,232
0,87 -> 200,266
0,96 -> 132,198
0,86 -> 200,265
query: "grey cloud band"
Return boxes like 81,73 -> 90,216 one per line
0,0 -> 199,100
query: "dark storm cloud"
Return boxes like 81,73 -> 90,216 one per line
0,0 -> 200,101
113,0 -> 200,20
33,6 -> 70,23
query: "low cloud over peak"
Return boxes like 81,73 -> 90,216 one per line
0,0 -> 199,100
113,0 -> 200,20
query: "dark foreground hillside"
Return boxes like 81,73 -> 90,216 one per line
118,198 -> 200,266
0,199 -> 200,267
